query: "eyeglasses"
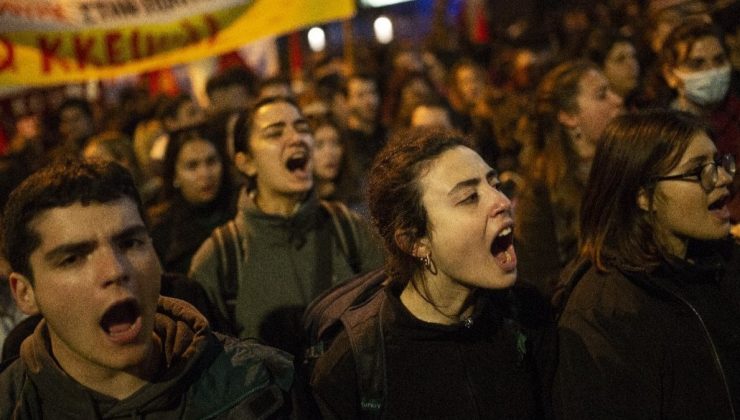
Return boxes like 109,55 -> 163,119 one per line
652,153 -> 736,191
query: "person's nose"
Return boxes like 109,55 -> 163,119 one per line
95,245 -> 130,289
486,185 -> 512,218
716,162 -> 734,188
287,127 -> 313,148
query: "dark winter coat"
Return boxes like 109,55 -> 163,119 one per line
554,243 -> 740,419
311,280 -> 556,419
0,296 -> 294,419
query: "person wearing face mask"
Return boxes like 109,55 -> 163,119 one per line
660,18 -> 740,230
554,110 -> 740,419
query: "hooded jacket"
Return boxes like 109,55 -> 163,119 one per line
0,296 -> 294,419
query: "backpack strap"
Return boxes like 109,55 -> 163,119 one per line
320,200 -> 361,274
341,290 -> 387,419
211,220 -> 243,326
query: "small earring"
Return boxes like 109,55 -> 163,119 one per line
173,179 -> 180,188
420,253 -> 438,275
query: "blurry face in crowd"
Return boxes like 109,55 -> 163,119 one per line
174,138 -> 223,205
665,35 -> 731,108
454,65 -> 485,109
238,101 -> 314,201
10,198 -> 162,395
346,78 -> 379,124
649,132 -> 733,258
313,124 -> 343,182
259,83 -> 292,100
400,78 -> 434,110
209,84 -> 250,114
674,36 -> 729,73
561,69 -> 623,157
171,99 -> 205,130
414,146 -> 517,293
410,105 -> 452,129
59,106 -> 94,144
603,41 -> 640,98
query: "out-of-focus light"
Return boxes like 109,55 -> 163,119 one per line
361,0 -> 413,7
307,27 -> 326,52
374,16 -> 393,44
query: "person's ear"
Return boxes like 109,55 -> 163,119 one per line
394,228 -> 430,258
637,187 -> 651,212
557,110 -> 579,129
234,151 -> 257,178
9,273 -> 40,315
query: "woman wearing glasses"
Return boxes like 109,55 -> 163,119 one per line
554,110 -> 740,419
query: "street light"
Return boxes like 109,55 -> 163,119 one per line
307,26 -> 326,52
374,15 -> 393,44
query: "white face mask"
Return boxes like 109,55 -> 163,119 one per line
673,65 -> 732,106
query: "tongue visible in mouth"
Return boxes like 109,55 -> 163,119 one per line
491,227 -> 515,266
101,301 -> 140,336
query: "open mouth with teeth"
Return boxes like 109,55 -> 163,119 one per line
100,299 -> 143,344
490,226 -> 516,269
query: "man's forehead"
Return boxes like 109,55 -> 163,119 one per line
29,198 -> 144,246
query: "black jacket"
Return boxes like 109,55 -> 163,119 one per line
554,243 -> 740,419
311,280 -> 556,419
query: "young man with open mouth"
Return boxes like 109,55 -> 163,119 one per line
0,160 -> 294,418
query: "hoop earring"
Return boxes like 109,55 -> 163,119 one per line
421,253 -> 438,275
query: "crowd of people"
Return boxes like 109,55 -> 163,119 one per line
0,0 -> 739,418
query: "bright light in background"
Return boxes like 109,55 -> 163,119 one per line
361,0 -> 414,6
307,27 -> 326,52
374,15 -> 393,44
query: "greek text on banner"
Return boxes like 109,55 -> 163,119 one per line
0,0 -> 356,86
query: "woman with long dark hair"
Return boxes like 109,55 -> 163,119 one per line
555,110 -> 739,418
515,60 -> 623,295
147,123 -> 236,274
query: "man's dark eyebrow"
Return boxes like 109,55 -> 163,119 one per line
43,224 -> 148,263
44,241 -> 95,264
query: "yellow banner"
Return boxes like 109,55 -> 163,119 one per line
0,0 -> 356,86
